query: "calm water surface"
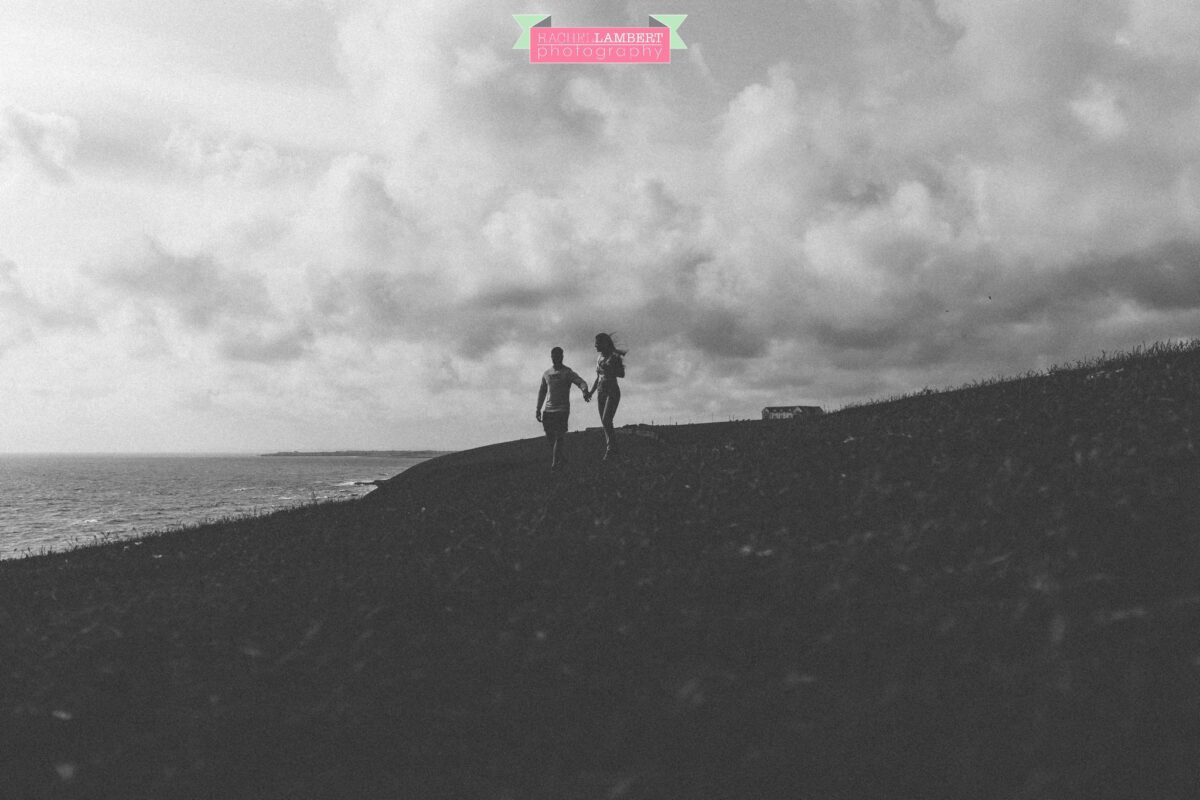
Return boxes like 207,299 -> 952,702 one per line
0,454 -> 429,559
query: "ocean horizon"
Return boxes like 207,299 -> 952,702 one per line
0,452 -> 435,560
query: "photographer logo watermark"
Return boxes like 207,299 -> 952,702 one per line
513,14 -> 686,64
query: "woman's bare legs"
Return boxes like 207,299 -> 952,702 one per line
598,389 -> 620,458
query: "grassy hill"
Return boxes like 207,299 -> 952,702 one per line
2,342 -> 1199,798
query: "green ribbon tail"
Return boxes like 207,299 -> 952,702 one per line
649,14 -> 687,49
513,14 -> 551,49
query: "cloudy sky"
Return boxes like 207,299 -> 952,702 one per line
2,0 -> 1199,452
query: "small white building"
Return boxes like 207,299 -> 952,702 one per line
762,405 -> 823,420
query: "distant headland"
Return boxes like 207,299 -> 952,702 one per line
260,450 -> 454,458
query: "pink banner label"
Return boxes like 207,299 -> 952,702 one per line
530,27 -> 670,63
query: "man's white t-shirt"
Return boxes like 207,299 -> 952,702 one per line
541,366 -> 587,413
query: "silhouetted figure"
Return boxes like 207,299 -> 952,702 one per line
589,332 -> 626,460
536,346 -> 591,469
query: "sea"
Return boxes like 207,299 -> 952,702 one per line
0,453 -> 434,560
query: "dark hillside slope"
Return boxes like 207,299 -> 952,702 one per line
2,343 -> 1200,798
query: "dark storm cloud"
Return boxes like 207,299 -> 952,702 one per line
93,238 -> 323,364
946,239 -> 1200,335
306,267 -> 445,340
1067,239 -> 1200,311
0,257 -> 94,353
218,324 -> 315,363
99,238 -> 270,329
472,283 -> 579,311
810,320 -> 911,353
685,307 -> 769,358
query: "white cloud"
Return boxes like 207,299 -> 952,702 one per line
1,106 -> 80,182
1120,0 -> 1200,61
0,256 -> 93,354
1070,81 -> 1128,140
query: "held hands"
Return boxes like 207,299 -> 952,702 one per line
536,410 -> 542,422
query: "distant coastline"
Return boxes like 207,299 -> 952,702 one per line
260,450 -> 454,458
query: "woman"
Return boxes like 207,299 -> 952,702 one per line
589,332 -> 627,460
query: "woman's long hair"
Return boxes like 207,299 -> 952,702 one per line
595,332 -> 627,357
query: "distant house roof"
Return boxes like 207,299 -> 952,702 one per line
762,405 -> 823,419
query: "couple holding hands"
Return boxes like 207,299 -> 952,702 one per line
535,332 -> 626,469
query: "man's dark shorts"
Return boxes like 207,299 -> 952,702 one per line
542,411 -> 568,438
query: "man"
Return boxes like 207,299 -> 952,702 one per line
536,346 -> 591,469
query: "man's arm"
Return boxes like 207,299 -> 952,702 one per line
536,377 -> 547,420
572,370 -> 591,400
